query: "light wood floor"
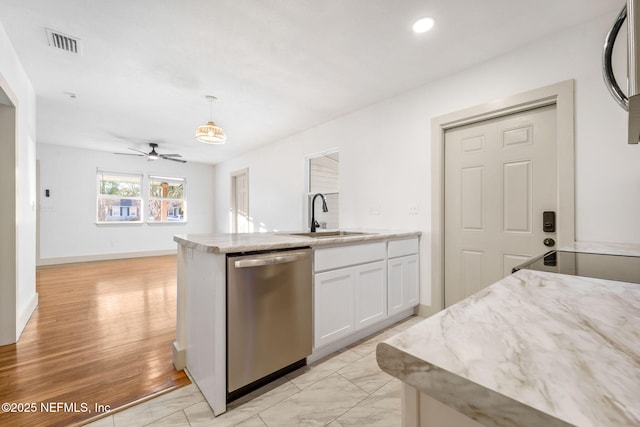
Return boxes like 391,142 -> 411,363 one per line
0,255 -> 190,427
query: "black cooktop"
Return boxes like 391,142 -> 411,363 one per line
512,250 -> 640,285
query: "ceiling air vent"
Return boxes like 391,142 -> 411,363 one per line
45,28 -> 82,54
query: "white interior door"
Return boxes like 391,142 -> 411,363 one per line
444,104 -> 557,306
231,169 -> 249,233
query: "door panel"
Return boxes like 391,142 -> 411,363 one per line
354,261 -> 387,330
462,250 -> 484,297
503,161 -> 531,233
461,166 -> 484,230
231,169 -> 249,233
314,269 -> 354,348
503,253 -> 530,277
444,104 -> 557,307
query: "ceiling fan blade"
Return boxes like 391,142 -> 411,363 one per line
128,147 -> 148,155
162,156 -> 187,163
114,152 -> 145,156
160,154 -> 182,157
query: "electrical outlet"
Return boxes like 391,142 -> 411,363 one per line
408,204 -> 419,214
369,205 -> 381,215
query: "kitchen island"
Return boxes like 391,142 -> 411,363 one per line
173,229 -> 421,416
376,242 -> 640,427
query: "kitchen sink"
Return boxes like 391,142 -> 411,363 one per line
288,231 -> 375,238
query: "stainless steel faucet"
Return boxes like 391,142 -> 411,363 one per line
310,193 -> 328,232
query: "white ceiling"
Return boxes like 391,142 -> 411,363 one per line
0,0 -> 621,164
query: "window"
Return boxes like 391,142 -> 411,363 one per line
307,151 -> 339,230
96,171 -> 186,224
97,171 -> 143,223
148,176 -> 186,222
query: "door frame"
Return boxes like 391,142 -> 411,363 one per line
429,80 -> 575,315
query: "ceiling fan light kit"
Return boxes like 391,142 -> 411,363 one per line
196,95 -> 227,144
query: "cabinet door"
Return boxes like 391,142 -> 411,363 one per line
314,268 -> 355,348
403,254 -> 419,307
388,257 -> 405,316
354,260 -> 387,330
388,254 -> 419,315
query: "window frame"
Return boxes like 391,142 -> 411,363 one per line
95,170 -> 188,225
96,170 -> 144,224
306,149 -> 339,230
147,175 -> 187,223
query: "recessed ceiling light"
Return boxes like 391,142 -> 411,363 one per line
413,17 -> 435,34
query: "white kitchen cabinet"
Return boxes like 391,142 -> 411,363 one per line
314,268 -> 355,348
388,254 -> 419,315
354,260 -> 387,330
388,238 -> 419,316
314,259 -> 387,348
313,238 -> 418,352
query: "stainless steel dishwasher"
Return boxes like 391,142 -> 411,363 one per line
226,247 -> 312,401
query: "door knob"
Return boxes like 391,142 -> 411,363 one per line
543,238 -> 555,247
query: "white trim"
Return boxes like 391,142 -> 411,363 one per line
430,80 -> 575,313
37,249 -> 176,266
148,175 -> 186,182
305,148 -> 340,230
17,292 -> 38,340
417,303 -> 440,319
173,244 -> 187,370
0,76 -> 18,346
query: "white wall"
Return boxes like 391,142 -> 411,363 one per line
0,22 -> 37,345
214,11 -> 640,309
37,144 -> 215,263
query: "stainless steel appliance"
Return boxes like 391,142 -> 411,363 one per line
603,0 -> 640,144
226,248 -> 312,401
513,250 -> 640,284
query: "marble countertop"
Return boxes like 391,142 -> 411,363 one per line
377,242 -> 640,427
173,229 -> 421,254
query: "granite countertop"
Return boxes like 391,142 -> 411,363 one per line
173,229 -> 421,254
377,242 -> 640,427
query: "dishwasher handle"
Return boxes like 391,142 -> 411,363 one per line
234,251 -> 309,268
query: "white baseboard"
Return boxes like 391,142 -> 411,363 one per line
37,249 -> 177,266
17,292 -> 38,339
418,303 -> 441,318
173,341 -> 186,371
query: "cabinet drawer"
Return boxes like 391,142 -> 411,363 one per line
314,242 -> 386,272
387,237 -> 419,258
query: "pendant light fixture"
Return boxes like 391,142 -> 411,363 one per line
195,95 -> 227,144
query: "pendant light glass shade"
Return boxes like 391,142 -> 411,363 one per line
196,95 -> 227,144
195,121 -> 226,144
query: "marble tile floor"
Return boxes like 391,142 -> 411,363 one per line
85,315 -> 425,427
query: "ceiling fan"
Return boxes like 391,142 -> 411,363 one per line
115,142 -> 186,163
